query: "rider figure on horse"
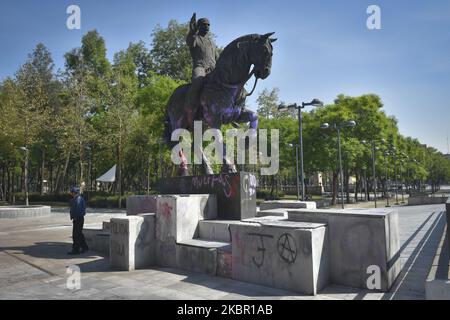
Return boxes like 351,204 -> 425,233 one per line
186,13 -> 219,80
166,15 -> 276,176
186,13 -> 248,115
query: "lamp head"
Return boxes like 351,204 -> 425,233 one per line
321,123 -> 330,129
309,99 -> 324,107
278,102 -> 296,111
278,103 -> 287,111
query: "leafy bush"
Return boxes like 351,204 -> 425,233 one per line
256,189 -> 285,200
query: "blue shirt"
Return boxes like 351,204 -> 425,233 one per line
70,195 -> 86,219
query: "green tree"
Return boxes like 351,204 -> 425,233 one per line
126,41 -> 154,88
150,20 -> 192,81
104,50 -> 139,207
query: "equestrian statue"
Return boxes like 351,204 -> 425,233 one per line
163,13 -> 277,176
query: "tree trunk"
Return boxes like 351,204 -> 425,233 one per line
54,164 -> 61,193
7,167 -> 12,203
118,118 -> 123,209
49,163 -> 53,193
0,165 -> 5,201
331,170 -> 338,205
345,168 -> 350,204
40,149 -> 45,195
56,152 -> 71,193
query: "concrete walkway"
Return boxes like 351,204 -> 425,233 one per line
0,205 -> 446,300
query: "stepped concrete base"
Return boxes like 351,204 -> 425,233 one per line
114,192 -> 403,296
260,200 -> 316,211
199,220 -> 243,242
408,196 -> 448,206
159,172 -> 257,220
177,239 -> 231,275
155,194 -> 217,268
84,226 -> 110,255
288,208 -> 400,291
256,208 -> 288,218
0,205 -> 51,219
126,195 -> 159,215
110,214 -> 156,271
102,221 -> 110,232
230,220 -> 330,295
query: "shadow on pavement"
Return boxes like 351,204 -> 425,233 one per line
0,241 -> 111,273
383,210 -> 446,300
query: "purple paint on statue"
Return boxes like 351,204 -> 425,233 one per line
249,113 -> 258,129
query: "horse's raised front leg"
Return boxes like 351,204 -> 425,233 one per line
192,131 -> 215,175
201,150 -> 215,175
210,126 -> 236,174
236,108 -> 258,129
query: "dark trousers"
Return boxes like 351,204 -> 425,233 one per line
72,217 -> 88,252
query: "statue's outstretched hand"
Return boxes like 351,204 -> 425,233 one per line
190,13 -> 197,32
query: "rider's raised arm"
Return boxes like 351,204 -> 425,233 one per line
186,28 -> 198,48
186,13 -> 198,48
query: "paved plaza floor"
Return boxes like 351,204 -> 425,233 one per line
0,204 -> 447,300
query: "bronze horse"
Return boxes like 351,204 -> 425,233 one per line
163,33 -> 276,175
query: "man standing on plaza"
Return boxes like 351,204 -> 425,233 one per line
67,186 -> 89,255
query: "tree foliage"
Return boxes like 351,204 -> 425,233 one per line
1,22 -> 449,206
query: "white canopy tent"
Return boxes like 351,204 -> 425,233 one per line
96,165 -> 116,183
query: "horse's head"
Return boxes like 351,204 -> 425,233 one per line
247,32 -> 277,80
217,33 -> 277,84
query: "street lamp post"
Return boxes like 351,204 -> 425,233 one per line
321,121 -> 357,209
391,148 -> 400,205
279,99 -> 323,201
371,142 -> 378,208
288,143 -> 300,200
407,159 -> 417,194
147,153 -> 151,196
384,151 -> 391,207
399,153 -> 408,204
400,159 -> 405,204
361,139 -> 385,208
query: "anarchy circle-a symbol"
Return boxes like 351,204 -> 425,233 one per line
277,233 -> 297,264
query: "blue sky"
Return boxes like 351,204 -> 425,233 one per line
1,0 -> 450,153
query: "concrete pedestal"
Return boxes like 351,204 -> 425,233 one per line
260,200 -> 317,211
155,194 -> 217,268
230,220 -> 330,295
288,208 -> 400,291
158,172 -> 256,220
0,205 -> 51,219
126,195 -> 159,215
110,214 -> 156,271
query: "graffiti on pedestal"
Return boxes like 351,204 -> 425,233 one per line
245,232 -> 298,268
159,202 -> 173,217
192,174 -> 233,198
136,220 -> 152,249
242,174 -> 257,197
159,172 -> 256,220
247,233 -> 274,268
277,233 -> 297,264
111,239 -> 125,256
